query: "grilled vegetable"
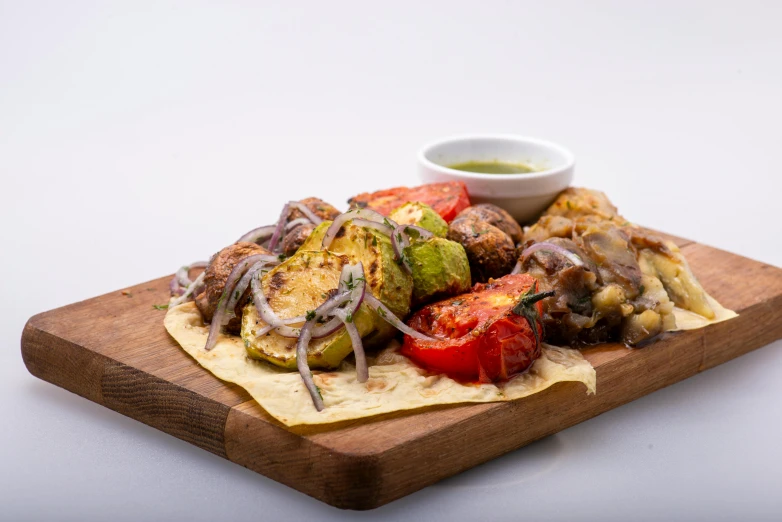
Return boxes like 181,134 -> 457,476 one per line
404,237 -> 471,306
348,182 -> 471,223
388,202 -> 449,238
401,274 -> 549,382
448,215 -> 517,283
452,203 -> 523,243
195,242 -> 270,333
241,250 -> 378,369
242,220 -> 415,369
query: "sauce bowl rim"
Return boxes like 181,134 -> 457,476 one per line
417,133 -> 575,181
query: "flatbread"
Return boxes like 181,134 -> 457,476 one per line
671,293 -> 737,331
165,302 -> 596,426
164,289 -> 736,426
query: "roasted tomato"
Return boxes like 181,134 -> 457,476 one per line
348,182 -> 471,223
401,274 -> 552,382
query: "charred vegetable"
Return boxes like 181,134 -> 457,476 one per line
403,237 -> 471,306
402,274 -> 547,382
242,218 -> 415,369
194,242 -> 271,333
388,202 -> 449,238
241,250 -> 378,369
447,209 -> 517,284
348,182 -> 471,223
453,203 -> 523,243
281,223 -> 316,257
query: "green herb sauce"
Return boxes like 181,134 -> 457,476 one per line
448,160 -> 536,174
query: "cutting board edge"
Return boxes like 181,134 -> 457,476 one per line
18,240 -> 782,511
21,318 -> 232,459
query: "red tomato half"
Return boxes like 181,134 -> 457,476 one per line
401,274 -> 547,382
348,182 -> 471,223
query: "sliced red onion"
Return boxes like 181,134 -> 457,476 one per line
521,242 -> 584,268
322,209 -> 398,249
363,293 -> 438,342
205,254 -> 271,351
285,217 -> 311,231
181,261 -> 209,286
248,264 -> 308,339
170,261 -> 208,298
169,277 -> 182,296
350,218 -> 394,236
254,323 -> 276,337
309,291 -> 352,339
224,256 -> 279,318
402,225 -> 434,241
391,225 -> 412,273
294,262 -> 369,409
237,225 -> 276,245
391,225 -> 435,274
170,270 -> 206,307
267,202 -> 291,253
311,262 -> 366,338
332,308 -> 367,383
250,269 -> 287,328
288,201 -> 323,225
296,320 -> 324,411
511,259 -> 523,275
270,291 -> 350,339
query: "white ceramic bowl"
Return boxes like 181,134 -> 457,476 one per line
417,134 -> 575,223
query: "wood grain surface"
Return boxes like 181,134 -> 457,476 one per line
21,236 -> 782,510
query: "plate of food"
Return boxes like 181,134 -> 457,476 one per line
22,135 -> 782,510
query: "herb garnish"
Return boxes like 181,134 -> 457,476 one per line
152,304 -> 169,311
511,288 -> 555,345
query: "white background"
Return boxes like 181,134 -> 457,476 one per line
2,1 -> 781,520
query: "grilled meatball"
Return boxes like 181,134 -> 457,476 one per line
447,218 -> 517,283
454,204 -> 523,244
195,241 -> 270,333
281,223 -> 315,257
289,197 -> 341,222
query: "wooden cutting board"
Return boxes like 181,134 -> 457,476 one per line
21,234 -> 782,510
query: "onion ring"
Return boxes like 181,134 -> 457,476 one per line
322,209 -> 398,249
169,271 -> 206,307
391,225 -> 412,273
311,262 -> 366,338
205,254 -> 273,351
285,217 -> 311,231
237,225 -> 276,245
331,307 -> 368,383
363,293 -> 438,341
250,268 -> 300,330
521,241 -> 584,268
267,202 -> 291,253
288,201 -> 323,225
296,321 -> 324,411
